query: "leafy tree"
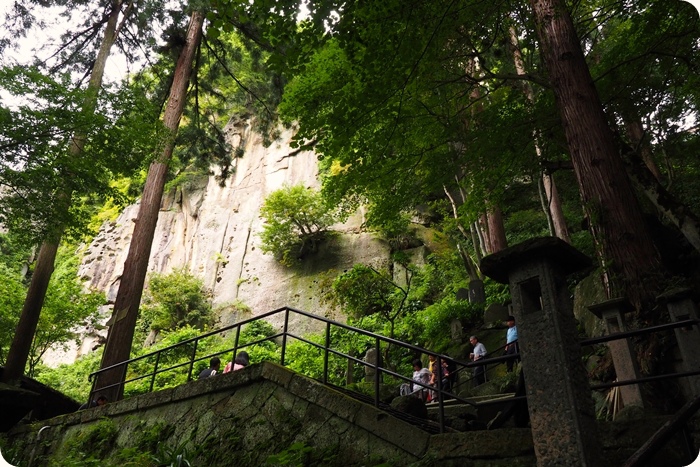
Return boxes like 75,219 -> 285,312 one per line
0,264 -> 28,365
0,244 -> 104,376
330,260 -> 416,340
26,247 -> 105,377
140,268 -> 213,334
0,66 -> 158,244
217,0 -> 700,311
259,184 -> 339,266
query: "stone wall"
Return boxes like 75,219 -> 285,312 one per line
5,363 -> 429,466
4,362 -> 695,466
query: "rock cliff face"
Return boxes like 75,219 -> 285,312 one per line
63,119 -> 392,364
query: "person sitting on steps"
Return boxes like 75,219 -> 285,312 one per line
400,358 -> 432,401
198,357 -> 221,379
223,350 -> 250,373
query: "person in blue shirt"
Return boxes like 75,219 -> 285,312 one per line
505,315 -> 519,372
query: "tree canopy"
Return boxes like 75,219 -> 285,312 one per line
1,0 -> 700,400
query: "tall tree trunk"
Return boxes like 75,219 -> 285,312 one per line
624,117 -> 662,182
96,10 -> 204,401
443,184 -> 480,280
486,206 -> 508,253
1,0 -> 125,385
463,57 -> 508,256
509,25 -> 571,243
621,147 -> 700,254
529,0 -> 662,308
2,242 -> 58,384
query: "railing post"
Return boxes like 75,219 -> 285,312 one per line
187,340 -> 199,382
281,308 -> 289,366
150,352 -> 161,393
588,298 -> 644,409
659,288 -> 700,399
87,374 -> 97,406
323,322 -> 330,385
436,355 -> 445,433
120,362 -> 128,399
232,325 -> 241,366
374,337 -> 381,408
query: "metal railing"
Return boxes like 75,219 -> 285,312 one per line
88,306 -> 498,433
87,304 -> 700,443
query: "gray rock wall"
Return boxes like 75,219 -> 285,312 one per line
55,120 -> 392,365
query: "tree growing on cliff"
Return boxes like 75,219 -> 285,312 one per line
259,184 -> 339,266
140,268 -> 213,336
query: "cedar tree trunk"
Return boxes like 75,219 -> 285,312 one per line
529,0 -> 662,308
96,10 -> 204,401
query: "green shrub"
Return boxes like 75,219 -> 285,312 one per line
140,268 -> 213,333
259,184 -> 338,266
418,299 -> 484,351
54,418 -> 118,466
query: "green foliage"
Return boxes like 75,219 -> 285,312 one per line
0,65 -> 159,245
265,441 -> 338,466
238,319 -> 281,364
259,184 -> 339,266
85,177 -> 142,237
0,232 -> 33,273
331,265 -> 394,320
0,242 -> 104,375
28,246 -> 105,376
140,268 -> 213,333
151,438 -> 192,467
417,299 -> 484,351
0,263 -> 28,365
53,418 -> 118,467
163,169 -> 210,194
35,350 -> 103,403
123,327 -> 204,397
284,331 -> 354,385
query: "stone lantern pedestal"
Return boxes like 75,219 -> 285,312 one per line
588,298 -> 644,408
658,288 -> 700,398
481,237 -> 602,467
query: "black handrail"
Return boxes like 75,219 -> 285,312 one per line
86,304 -> 700,438
88,306 -> 479,433
580,319 -> 699,346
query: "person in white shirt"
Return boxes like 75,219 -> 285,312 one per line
400,358 -> 432,401
469,335 -> 487,386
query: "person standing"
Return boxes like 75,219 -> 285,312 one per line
505,315 -> 519,373
198,357 -> 221,379
469,335 -> 487,386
